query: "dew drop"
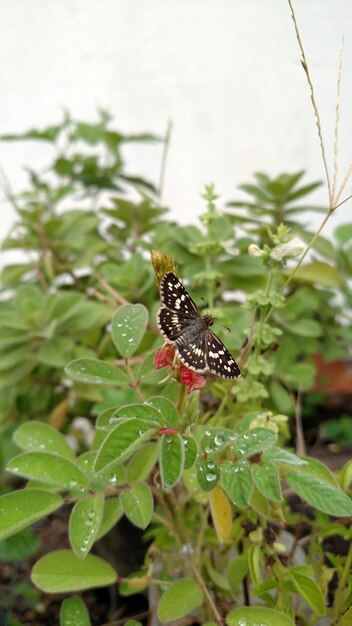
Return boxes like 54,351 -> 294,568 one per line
206,473 -> 217,482
214,433 -> 225,446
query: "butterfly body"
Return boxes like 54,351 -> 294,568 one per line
157,272 -> 240,380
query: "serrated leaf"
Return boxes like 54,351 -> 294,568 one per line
233,428 -> 277,458
13,421 -> 74,460
69,494 -> 104,559
262,447 -> 307,467
251,463 -> 282,502
160,433 -> 184,489
121,483 -> 153,529
0,489 -> 63,540
60,596 -> 91,626
7,453 -> 89,490
286,471 -> 352,516
111,304 -> 148,357
65,358 -> 127,385
31,550 -> 116,592
227,606 -> 295,626
158,578 -> 203,621
222,460 -> 253,508
94,418 -> 157,473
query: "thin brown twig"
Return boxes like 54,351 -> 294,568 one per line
190,561 -> 224,625
97,277 -> 128,305
333,164 -> 352,208
288,0 -> 332,204
295,388 -> 306,456
331,38 -> 344,202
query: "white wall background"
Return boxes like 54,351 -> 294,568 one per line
0,0 -> 351,243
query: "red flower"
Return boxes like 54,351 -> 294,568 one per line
153,343 -> 175,369
179,366 -> 206,394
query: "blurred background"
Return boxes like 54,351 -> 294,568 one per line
0,0 -> 351,237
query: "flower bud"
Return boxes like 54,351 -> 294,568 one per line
248,244 -> 263,257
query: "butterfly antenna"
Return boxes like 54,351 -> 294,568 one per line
213,320 -> 231,335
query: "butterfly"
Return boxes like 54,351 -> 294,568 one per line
157,272 -> 240,379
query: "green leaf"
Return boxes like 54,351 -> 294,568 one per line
94,418 -> 157,473
183,436 -> 198,469
160,433 -> 185,489
7,453 -> 89,490
285,319 -> 322,337
147,396 -> 179,427
226,607 -> 295,626
127,442 -> 159,484
339,607 -> 352,626
227,554 -> 249,593
65,358 -> 127,385
95,497 -> 123,541
247,543 -> 261,586
119,571 -> 148,596
13,421 -> 75,460
0,489 -> 62,540
285,262 -> 341,288
0,527 -> 39,561
31,550 -> 116,592
251,463 -> 282,502
222,460 -> 253,508
262,447 -> 307,467
289,568 -> 326,616
69,494 -> 104,559
233,428 -> 277,458
60,596 -> 91,626
116,403 -> 164,426
111,304 -> 149,358
197,459 -> 220,491
296,456 -> 339,486
269,379 -> 294,413
158,578 -> 203,621
335,223 -> 352,245
286,471 -> 352,516
121,483 -> 153,529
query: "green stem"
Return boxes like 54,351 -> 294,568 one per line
177,382 -> 187,415
332,538 -> 352,623
125,359 -> 146,402
263,209 -> 332,327
255,268 -> 274,356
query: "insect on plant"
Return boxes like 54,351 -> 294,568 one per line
157,272 -> 241,379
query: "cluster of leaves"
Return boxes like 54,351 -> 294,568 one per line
0,119 -> 352,626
